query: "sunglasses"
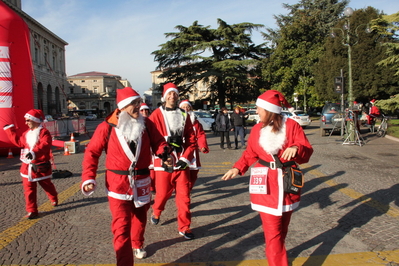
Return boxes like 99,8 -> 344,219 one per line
25,120 -> 32,122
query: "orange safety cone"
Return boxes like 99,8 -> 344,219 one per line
70,133 -> 75,142
7,148 -> 14,159
64,146 -> 70,156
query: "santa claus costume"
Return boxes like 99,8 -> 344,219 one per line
367,99 -> 381,125
223,90 -> 313,266
81,87 -> 168,266
3,109 -> 58,218
179,100 -> 209,190
149,83 -> 196,239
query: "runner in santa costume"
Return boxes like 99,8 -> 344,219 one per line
3,109 -> 58,219
222,90 -> 313,266
81,87 -> 170,265
179,100 -> 209,190
149,83 -> 197,240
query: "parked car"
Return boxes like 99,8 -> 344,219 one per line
85,114 -> 97,121
245,109 -> 260,125
194,111 -> 214,131
319,102 -> 344,136
282,110 -> 312,128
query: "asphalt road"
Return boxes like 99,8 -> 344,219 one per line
0,119 -> 399,266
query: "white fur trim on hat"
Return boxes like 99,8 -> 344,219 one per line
161,88 -> 179,102
24,113 -> 42,123
179,100 -> 191,108
256,98 -> 282,114
117,96 -> 140,110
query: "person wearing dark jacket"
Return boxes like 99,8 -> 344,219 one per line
230,106 -> 247,149
215,107 -> 232,149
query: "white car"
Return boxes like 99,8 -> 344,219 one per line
194,111 -> 214,131
282,110 -> 311,128
245,110 -> 260,125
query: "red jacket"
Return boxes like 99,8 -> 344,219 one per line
189,118 -> 209,170
4,125 -> 52,181
233,118 -> 313,216
81,110 -> 168,201
149,107 -> 196,171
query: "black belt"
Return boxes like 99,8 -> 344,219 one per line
108,168 -> 150,176
258,158 -> 296,170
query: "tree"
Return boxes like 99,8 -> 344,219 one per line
262,0 -> 348,108
152,19 -> 270,108
314,7 -> 399,104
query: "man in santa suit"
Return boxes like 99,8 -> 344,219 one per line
149,83 -> 197,240
367,99 -> 381,126
222,90 -> 313,266
81,87 -> 170,266
179,100 -> 209,190
3,109 -> 58,219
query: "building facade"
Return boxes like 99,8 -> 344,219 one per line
150,69 -> 213,109
3,0 -> 69,117
67,71 -> 127,116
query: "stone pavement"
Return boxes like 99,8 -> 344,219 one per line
0,121 -> 399,265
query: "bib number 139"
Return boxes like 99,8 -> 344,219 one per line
249,167 -> 268,194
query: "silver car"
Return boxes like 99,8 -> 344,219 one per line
282,110 -> 311,128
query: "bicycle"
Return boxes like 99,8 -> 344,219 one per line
376,114 -> 389,137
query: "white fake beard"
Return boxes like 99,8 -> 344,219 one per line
259,118 -> 287,155
165,109 -> 183,136
188,111 -> 195,124
117,111 -> 145,143
26,127 -> 41,150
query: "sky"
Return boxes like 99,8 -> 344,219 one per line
22,0 -> 399,95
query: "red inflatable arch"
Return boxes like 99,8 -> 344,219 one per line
0,1 -> 34,156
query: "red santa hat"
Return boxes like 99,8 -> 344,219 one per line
24,109 -> 45,123
117,87 -> 141,109
256,90 -> 294,114
179,99 -> 191,109
161,83 -> 179,102
139,103 -> 149,111
370,99 -> 376,104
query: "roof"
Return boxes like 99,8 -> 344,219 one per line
68,71 -> 121,79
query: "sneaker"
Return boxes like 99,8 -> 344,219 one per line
133,248 -> 147,259
150,215 -> 159,225
179,229 -> 195,240
25,212 -> 38,219
51,201 -> 58,207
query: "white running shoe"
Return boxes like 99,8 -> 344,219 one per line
134,248 -> 147,259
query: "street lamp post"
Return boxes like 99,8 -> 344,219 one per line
331,7 -> 370,143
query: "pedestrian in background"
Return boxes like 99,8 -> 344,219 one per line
149,83 -> 197,240
3,109 -> 58,219
81,87 -> 170,265
179,100 -> 209,190
215,107 -> 233,149
230,105 -> 247,149
222,90 -> 313,266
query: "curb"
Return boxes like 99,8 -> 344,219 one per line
385,134 -> 399,143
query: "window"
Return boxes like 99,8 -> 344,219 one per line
93,87 -> 98,93
82,88 -> 86,93
70,87 -> 74,94
81,80 -> 85,83
93,80 -> 97,82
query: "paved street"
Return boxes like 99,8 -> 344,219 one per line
1,120 -> 399,266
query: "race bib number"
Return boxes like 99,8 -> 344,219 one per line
249,167 -> 268,194
133,176 -> 151,207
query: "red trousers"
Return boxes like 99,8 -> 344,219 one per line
22,177 -> 58,213
189,169 -> 199,191
259,211 -> 293,266
152,169 -> 191,232
108,197 -> 150,266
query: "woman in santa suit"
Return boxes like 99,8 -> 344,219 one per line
179,100 -> 209,190
81,87 -> 169,265
222,90 -> 313,266
3,109 -> 58,219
